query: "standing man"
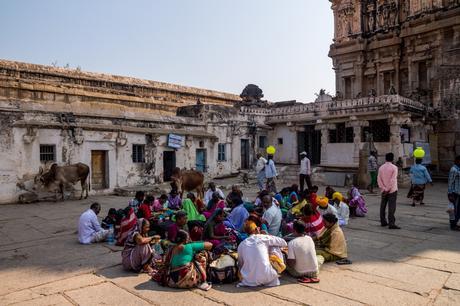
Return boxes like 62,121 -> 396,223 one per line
78,202 -> 109,244
256,153 -> 267,191
377,153 -> 400,229
299,151 -> 312,192
367,151 -> 378,193
448,155 -> 460,231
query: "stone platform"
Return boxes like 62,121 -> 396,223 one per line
0,182 -> 459,305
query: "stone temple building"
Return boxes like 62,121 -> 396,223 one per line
0,1 -> 459,204
329,0 -> 460,172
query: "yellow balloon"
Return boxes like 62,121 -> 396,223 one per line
413,147 -> 425,159
266,146 -> 276,155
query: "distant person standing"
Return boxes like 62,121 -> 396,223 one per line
367,151 -> 378,193
409,158 -> 432,207
256,153 -> 267,191
447,155 -> 460,231
299,152 -> 312,192
377,153 -> 400,229
265,154 -> 278,193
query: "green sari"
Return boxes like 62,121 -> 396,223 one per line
182,199 -> 206,222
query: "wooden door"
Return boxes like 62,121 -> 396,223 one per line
91,150 -> 107,190
163,151 -> 176,181
195,149 -> 207,173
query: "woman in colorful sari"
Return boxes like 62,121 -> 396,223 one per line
203,208 -> 229,247
165,230 -> 213,290
300,195 -> 325,239
182,193 -> 206,222
347,186 -> 368,217
121,218 -> 155,274
203,192 -> 226,219
116,207 -> 137,246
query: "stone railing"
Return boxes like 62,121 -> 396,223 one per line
259,95 -> 426,123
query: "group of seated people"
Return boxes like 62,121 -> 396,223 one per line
78,182 -> 367,291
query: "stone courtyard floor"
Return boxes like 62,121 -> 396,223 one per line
0,182 -> 459,306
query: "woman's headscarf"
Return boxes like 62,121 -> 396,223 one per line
332,192 -> 343,202
350,186 -> 361,199
124,218 -> 146,248
317,196 -> 329,208
182,198 -> 206,221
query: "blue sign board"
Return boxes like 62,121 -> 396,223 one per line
168,134 -> 183,149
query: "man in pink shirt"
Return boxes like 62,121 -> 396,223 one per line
377,153 -> 401,229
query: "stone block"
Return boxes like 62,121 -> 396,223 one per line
31,274 -> 106,295
445,273 -> 460,291
433,289 -> 460,306
65,282 -> 151,306
14,294 -> 72,306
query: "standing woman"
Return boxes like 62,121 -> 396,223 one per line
409,158 -> 432,207
121,218 -> 155,274
265,154 -> 278,193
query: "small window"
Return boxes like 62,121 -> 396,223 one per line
217,143 -> 226,161
40,145 -> 56,162
345,127 -> 354,143
258,136 -> 267,149
132,144 -> 145,163
277,138 -> 283,145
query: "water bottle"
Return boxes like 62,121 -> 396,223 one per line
107,224 -> 115,245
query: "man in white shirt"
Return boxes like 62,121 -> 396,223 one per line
286,220 -> 321,280
78,203 -> 109,244
299,152 -> 312,192
262,195 -> 282,236
256,153 -> 267,191
203,182 -> 225,204
237,220 -> 287,287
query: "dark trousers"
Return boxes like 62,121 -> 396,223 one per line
450,193 -> 460,229
380,191 -> 397,226
299,174 -> 312,192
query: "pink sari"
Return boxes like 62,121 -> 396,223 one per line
203,200 -> 225,219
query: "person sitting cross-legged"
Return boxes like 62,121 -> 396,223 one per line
78,202 -> 109,244
315,213 -> 349,263
237,220 -> 287,287
286,220 -> 322,283
122,218 -> 156,274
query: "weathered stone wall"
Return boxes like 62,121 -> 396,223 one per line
0,59 -> 241,119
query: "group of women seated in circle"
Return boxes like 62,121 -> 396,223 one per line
106,182 -> 366,290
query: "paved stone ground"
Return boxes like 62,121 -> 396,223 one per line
0,181 -> 459,306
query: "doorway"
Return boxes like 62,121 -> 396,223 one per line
91,150 -> 108,190
241,139 -> 250,169
298,126 -> 321,165
196,149 -> 207,172
163,151 -> 176,181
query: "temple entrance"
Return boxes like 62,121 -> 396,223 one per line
91,150 -> 108,189
298,126 -> 321,165
163,151 -> 176,181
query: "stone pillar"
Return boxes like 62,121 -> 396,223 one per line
346,118 -> 369,165
389,114 -> 412,159
315,121 -> 334,165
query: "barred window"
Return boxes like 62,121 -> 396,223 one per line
329,123 -> 354,143
40,145 -> 56,162
218,143 -> 226,161
258,136 -> 267,149
132,144 -> 145,163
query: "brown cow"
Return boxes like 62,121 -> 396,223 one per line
170,167 -> 204,199
35,163 -> 90,200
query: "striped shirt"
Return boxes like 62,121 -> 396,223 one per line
448,165 -> 460,195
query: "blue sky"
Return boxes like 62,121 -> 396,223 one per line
0,0 -> 334,102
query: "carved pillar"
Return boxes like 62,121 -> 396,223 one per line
347,118 -> 369,165
315,121 -> 334,165
389,114 -> 412,159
